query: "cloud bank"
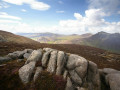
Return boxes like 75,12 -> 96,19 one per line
3,0 -> 50,11
0,0 -> 120,34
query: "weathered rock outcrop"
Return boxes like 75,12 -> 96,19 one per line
1,48 -> 119,90
18,48 -> 102,90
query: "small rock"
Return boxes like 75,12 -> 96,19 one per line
0,56 -> 12,64
17,59 -> 24,62
7,50 -> 26,59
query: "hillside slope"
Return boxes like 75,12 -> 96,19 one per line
81,32 -> 120,53
0,30 -> 39,44
0,30 -> 120,70
17,32 -> 92,44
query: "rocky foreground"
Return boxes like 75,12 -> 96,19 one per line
0,48 -> 120,90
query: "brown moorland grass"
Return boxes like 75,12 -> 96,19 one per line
0,42 -> 120,70
0,42 -> 119,90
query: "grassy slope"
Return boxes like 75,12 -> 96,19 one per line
0,42 -> 120,70
0,42 -> 120,90
0,30 -> 39,44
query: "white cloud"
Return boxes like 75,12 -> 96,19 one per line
57,9 -> 120,34
58,1 -> 63,4
0,2 -> 10,9
21,9 -> 27,12
0,12 -> 21,20
118,11 -> 120,14
56,11 -> 65,13
74,13 -> 83,20
0,19 -> 20,23
3,0 -> 50,11
0,9 -> 120,34
88,0 -> 120,15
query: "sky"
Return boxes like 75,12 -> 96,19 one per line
0,0 -> 120,35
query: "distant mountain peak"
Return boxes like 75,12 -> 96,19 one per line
97,31 -> 109,35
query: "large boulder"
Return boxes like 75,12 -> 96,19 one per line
87,61 -> 101,90
41,50 -> 52,67
47,51 -> 57,73
33,67 -> 43,82
56,51 -> 67,75
67,54 -> 88,78
19,61 -> 36,84
25,49 -> 43,64
105,73 -> 120,90
65,77 -> 75,90
0,56 -> 12,64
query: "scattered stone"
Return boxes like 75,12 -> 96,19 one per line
17,59 -> 24,62
19,61 -> 36,84
0,64 -> 6,66
8,51 -> 26,59
47,51 -> 57,73
0,56 -> 12,63
33,67 -> 43,82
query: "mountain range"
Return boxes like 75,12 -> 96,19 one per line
17,31 -> 120,54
